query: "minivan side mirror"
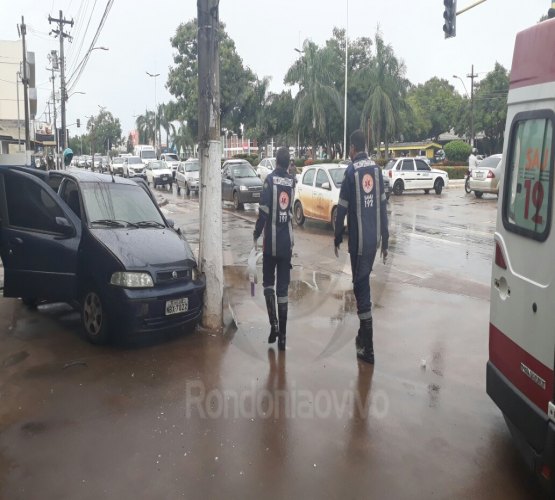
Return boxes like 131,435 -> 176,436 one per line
55,216 -> 74,236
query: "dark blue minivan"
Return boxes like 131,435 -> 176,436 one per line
0,167 -> 205,344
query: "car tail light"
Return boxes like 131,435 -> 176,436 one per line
388,170 -> 392,178
487,170 -> 495,178
495,242 -> 507,269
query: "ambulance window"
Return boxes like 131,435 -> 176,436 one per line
504,112 -> 554,241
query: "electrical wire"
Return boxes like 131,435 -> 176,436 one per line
66,0 -> 114,93
66,0 -> 91,69
67,0 -> 98,76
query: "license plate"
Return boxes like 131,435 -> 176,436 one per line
475,172 -> 484,179
162,176 -> 168,180
252,192 -> 260,198
165,298 -> 188,315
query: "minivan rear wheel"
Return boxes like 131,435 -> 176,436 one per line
81,287 -> 110,345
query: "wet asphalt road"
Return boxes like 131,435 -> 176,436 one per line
0,185 -> 544,499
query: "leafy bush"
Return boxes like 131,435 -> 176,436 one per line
444,140 -> 471,162
440,166 -> 468,179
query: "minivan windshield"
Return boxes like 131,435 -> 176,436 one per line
82,183 -> 165,227
231,164 -> 256,178
127,157 -> 142,164
165,154 -> 179,161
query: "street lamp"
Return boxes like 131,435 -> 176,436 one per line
67,90 -> 86,99
452,74 -> 468,97
146,71 -> 160,153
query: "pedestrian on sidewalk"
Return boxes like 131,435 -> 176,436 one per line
334,130 -> 389,364
253,147 -> 295,351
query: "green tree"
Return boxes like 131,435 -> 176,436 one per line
167,19 -> 256,138
358,31 -> 410,158
474,62 -> 509,154
87,109 -> 122,154
407,78 -> 463,140
284,39 -> 342,158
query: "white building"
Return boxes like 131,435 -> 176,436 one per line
0,39 -> 38,155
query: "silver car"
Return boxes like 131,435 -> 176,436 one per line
468,154 -> 503,198
176,158 -> 200,196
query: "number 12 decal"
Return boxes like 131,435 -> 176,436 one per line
523,179 -> 544,224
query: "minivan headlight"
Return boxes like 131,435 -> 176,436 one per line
192,266 -> 201,281
110,272 -> 154,288
239,185 -> 248,191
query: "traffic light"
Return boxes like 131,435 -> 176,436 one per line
443,0 -> 457,39
76,118 -> 80,128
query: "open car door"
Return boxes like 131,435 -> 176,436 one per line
0,167 -> 82,302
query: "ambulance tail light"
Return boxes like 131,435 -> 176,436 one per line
487,170 -> 495,179
495,242 -> 507,269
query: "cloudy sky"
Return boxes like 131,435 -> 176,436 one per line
0,0 -> 549,137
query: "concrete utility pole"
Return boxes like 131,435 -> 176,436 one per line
17,17 -> 30,151
197,0 -> 223,331
342,0 -> 348,160
467,64 -> 478,148
49,11 -> 73,152
48,50 -> 59,166
15,71 -> 22,152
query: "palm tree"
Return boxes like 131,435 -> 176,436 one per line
285,40 -> 341,158
359,31 -> 410,158
171,121 -> 194,157
135,110 -> 156,145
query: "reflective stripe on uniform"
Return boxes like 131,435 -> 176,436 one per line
354,170 -> 363,256
264,286 -> 275,292
272,184 -> 278,257
277,296 -> 288,304
358,310 -> 372,320
338,197 -> 349,208
375,166 -> 381,251
259,204 -> 269,214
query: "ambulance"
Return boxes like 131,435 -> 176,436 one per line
487,14 -> 555,491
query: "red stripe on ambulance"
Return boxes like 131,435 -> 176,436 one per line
489,323 -> 554,414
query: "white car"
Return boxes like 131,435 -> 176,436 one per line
160,153 -> 181,178
294,164 -> 347,231
176,158 -> 200,196
256,157 -> 276,181
145,160 -> 173,189
122,156 -> 145,178
384,157 -> 449,196
468,153 -> 502,198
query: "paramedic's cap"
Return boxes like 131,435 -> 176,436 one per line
63,148 -> 73,167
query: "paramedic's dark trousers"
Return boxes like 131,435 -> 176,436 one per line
263,255 -> 291,302
350,253 -> 376,319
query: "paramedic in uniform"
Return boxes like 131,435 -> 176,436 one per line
254,147 -> 295,351
334,130 -> 389,364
